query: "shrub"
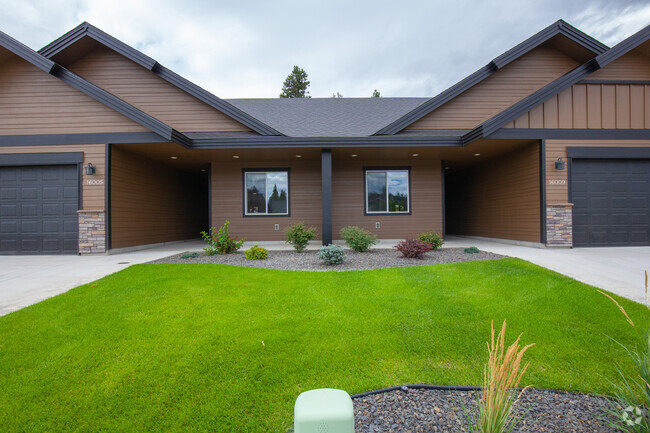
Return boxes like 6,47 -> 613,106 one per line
395,238 -> 433,259
340,226 -> 378,252
285,222 -> 316,252
245,245 -> 268,260
200,221 -> 245,255
317,244 -> 346,265
465,246 -> 480,254
180,252 -> 198,259
463,320 -> 534,433
417,231 -> 444,250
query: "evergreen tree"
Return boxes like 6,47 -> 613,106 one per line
331,92 -> 343,98
280,66 -> 311,98
372,89 -> 381,97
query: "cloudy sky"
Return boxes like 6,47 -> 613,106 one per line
1,1 -> 649,98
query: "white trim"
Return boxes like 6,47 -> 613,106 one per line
365,169 -> 410,214
244,170 -> 289,216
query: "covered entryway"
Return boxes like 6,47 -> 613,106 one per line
0,153 -> 82,255
571,159 -> 650,247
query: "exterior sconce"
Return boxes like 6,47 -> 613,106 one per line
554,158 -> 566,170
84,162 -> 96,175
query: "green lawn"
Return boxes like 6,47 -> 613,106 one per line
1,258 -> 648,432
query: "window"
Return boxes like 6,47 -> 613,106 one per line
365,169 -> 410,214
244,170 -> 289,215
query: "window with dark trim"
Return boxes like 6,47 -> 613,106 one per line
244,170 -> 289,215
365,168 -> 410,214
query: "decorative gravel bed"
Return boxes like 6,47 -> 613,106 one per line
353,387 -> 617,432
148,247 -> 505,270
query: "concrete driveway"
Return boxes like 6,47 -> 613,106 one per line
445,237 -> 650,304
0,240 -> 204,316
1,237 -> 648,316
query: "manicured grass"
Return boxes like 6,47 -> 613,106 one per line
1,258 -> 648,432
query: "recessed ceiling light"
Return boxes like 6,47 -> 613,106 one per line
444,166 -> 450,170
473,153 -> 481,156
233,155 -> 239,159
412,153 -> 419,157
200,169 -> 206,172
296,154 -> 302,158
351,154 -> 358,157
170,156 -> 178,160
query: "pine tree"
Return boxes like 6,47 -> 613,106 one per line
280,66 -> 311,98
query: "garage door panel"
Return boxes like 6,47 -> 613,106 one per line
0,165 -> 78,254
572,159 -> 650,247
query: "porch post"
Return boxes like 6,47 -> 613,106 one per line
321,149 -> 332,245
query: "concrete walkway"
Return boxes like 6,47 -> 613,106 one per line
1,237 -> 648,316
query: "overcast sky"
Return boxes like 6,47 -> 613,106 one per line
1,1 -> 649,99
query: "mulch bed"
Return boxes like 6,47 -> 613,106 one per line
353,387 -> 617,432
148,247 -> 505,270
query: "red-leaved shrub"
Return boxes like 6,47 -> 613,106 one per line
395,238 -> 433,259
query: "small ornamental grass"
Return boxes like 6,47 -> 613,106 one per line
463,320 -> 534,433
395,238 -> 433,259
417,231 -> 444,250
317,244 -> 346,265
340,226 -> 378,252
200,221 -> 244,255
285,222 -> 316,252
244,245 -> 268,260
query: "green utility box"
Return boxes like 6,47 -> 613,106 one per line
294,388 -> 355,433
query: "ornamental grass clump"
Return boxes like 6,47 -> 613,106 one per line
340,226 -> 378,252
465,320 -> 535,433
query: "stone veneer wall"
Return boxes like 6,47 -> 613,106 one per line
78,210 -> 106,254
546,204 -> 573,247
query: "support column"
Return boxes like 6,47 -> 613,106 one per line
321,149 -> 332,245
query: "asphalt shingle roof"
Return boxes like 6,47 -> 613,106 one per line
226,98 -> 429,137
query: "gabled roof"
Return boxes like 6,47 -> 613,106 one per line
226,98 -> 429,137
465,22 -> 650,143
374,19 -> 609,136
38,22 -> 282,136
0,29 -> 191,147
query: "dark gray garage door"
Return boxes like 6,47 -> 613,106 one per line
572,159 -> 650,247
0,165 -> 79,254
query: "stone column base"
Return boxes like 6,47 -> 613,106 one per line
546,204 -> 573,247
78,210 -> 106,254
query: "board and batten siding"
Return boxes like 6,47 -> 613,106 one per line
0,144 -> 105,210
545,139 -> 650,204
446,142 -> 541,242
110,146 -> 207,249
211,160 -> 322,241
332,159 -> 442,239
504,83 -> 650,129
0,53 -> 148,135
405,46 -> 580,130
68,46 -> 252,133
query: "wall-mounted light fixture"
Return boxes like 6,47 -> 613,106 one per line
555,157 -> 566,170
84,162 -> 96,175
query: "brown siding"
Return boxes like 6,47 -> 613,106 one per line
332,159 -> 442,239
446,143 -> 540,242
111,146 -> 206,248
0,144 -> 105,209
506,84 -> 650,128
211,160 -> 321,241
587,49 -> 650,80
406,46 -> 579,130
0,55 -> 148,135
546,139 -> 650,204
68,46 -> 252,133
